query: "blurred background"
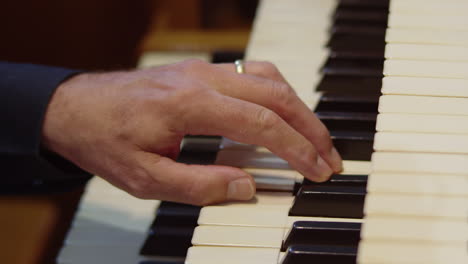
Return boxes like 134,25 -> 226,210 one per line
0,0 -> 259,70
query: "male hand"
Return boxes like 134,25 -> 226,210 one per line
41,60 -> 342,205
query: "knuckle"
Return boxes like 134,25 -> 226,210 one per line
286,142 -> 317,163
255,108 -> 282,132
315,126 -> 333,151
166,82 -> 212,106
271,82 -> 295,106
301,144 -> 319,164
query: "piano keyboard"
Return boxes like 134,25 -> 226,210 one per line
358,0 -> 468,263
182,0 -> 379,263
58,0 -> 468,263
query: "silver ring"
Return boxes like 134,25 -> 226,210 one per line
234,60 -> 245,74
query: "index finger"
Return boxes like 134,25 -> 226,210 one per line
182,91 -> 333,182
212,62 -> 343,172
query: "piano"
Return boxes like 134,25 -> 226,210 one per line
58,0 -> 468,263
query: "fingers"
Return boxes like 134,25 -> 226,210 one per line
132,151 -> 255,205
212,61 -> 342,173
184,93 -> 333,182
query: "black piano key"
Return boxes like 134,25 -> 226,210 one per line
302,174 -> 368,187
339,0 -> 389,8
294,174 -> 367,195
329,50 -> 384,60
320,91 -> 380,103
140,202 -> 201,257
317,111 -> 377,132
323,57 -> 384,70
315,102 -> 377,114
151,202 -> 201,227
322,67 -> 382,77
281,221 -> 361,251
140,226 -> 195,257
314,92 -> 379,113
182,135 -> 222,152
334,7 -> 388,21
316,75 -> 382,92
176,148 -> 219,165
281,245 -> 357,264
331,24 -> 387,34
331,131 -> 374,161
289,185 -> 366,218
176,136 -> 221,165
328,26 -> 386,53
333,7 -> 388,25
321,57 -> 384,77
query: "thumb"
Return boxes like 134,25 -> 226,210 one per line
135,151 -> 256,205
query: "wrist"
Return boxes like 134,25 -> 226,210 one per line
41,73 -> 85,155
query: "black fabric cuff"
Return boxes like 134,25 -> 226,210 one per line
0,61 -> 92,191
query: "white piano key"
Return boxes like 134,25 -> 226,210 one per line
374,132 -> 468,154
371,152 -> 468,174
368,172 -> 468,196
385,44 -> 468,61
341,160 -> 372,175
364,193 -> 468,219
191,225 -> 285,248
216,192 -> 295,208
246,0 -> 332,106
358,240 -> 468,264
384,60 -> 468,79
381,77 -> 468,98
198,205 -> 290,227
386,28 -> 468,46
389,14 -> 468,31
390,1 -> 468,15
198,204 -> 362,228
244,168 -> 302,191
362,216 -> 468,243
376,113 -> 468,134
185,246 -> 280,264
379,95 -> 468,115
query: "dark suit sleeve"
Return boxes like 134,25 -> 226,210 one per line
0,61 -> 92,192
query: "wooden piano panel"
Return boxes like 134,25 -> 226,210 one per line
0,189 -> 83,264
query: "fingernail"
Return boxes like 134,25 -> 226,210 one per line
227,178 -> 255,200
330,147 -> 343,172
316,156 -> 333,182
